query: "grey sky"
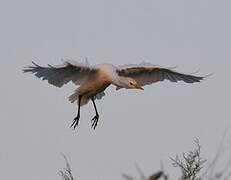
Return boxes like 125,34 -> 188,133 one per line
0,0 -> 230,179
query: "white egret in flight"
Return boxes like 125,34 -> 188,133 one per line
23,59 -> 205,130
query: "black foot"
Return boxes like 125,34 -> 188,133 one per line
91,114 -> 99,130
70,115 -> 80,130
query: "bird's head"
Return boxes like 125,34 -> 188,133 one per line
117,76 -> 144,90
127,78 -> 144,90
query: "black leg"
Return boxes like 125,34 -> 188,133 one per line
91,97 -> 99,130
70,95 -> 82,130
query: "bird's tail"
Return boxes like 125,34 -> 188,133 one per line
68,89 -> 89,106
69,90 -> 79,103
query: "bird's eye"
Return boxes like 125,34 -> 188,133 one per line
130,82 -> 133,85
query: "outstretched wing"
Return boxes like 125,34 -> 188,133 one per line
117,62 -> 204,87
23,59 -> 93,87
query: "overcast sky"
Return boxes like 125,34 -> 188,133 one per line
0,0 -> 231,180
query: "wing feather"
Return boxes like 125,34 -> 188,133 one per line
117,63 -> 204,87
23,60 -> 93,87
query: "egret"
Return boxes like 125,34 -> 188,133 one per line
23,59 -> 205,130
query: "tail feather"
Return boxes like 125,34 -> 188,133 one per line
68,89 -> 90,106
69,90 -> 79,103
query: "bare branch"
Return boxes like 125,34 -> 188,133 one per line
59,154 -> 74,180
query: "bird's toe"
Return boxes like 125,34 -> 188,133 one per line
91,114 -> 99,130
70,115 -> 80,130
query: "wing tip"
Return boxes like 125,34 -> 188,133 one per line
203,72 -> 214,79
22,61 -> 40,73
192,72 -> 213,82
31,61 -> 40,67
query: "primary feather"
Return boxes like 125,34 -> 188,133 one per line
117,62 -> 204,87
23,60 -> 92,87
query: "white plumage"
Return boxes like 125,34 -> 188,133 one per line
23,59 -> 205,130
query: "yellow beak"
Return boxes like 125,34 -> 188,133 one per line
133,84 -> 144,90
